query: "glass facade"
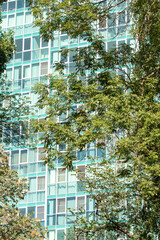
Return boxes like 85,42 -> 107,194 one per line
1,0 -> 132,239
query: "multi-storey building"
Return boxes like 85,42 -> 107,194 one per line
1,0 -> 133,239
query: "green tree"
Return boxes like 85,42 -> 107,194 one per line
29,0 -> 160,238
0,148 -> 46,239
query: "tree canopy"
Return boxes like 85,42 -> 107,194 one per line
29,0 -> 160,238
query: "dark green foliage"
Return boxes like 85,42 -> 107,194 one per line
30,0 -> 160,238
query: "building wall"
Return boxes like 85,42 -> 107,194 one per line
1,0 -> 132,239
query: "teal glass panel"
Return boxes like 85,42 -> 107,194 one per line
38,162 -> 46,172
27,206 -> 35,218
23,51 -> 31,61
77,150 -> 86,160
41,48 -> 48,58
28,192 -> 36,203
57,230 -> 65,240
33,36 -> 40,49
57,183 -> 66,195
67,197 -> 75,212
48,185 -> 56,195
22,79 -> 30,89
108,27 -> 116,38
47,199 -> 56,214
67,214 -> 75,224
11,164 -> 19,172
15,53 -> 22,63
14,66 -> 22,80
77,181 -> 84,193
87,197 -> 94,211
16,13 -> 24,26
25,12 -> 31,24
15,26 -> 23,36
47,216 -> 56,226
118,26 -> 126,36
107,41 -> 116,51
11,150 -> 19,165
32,63 -> 39,77
19,208 -> 26,216
37,191 -> 45,202
13,80 -> 21,90
6,68 -> 12,80
57,215 -> 65,225
20,164 -> 27,175
29,177 -> 36,191
20,150 -> 27,163
28,163 -> 37,173
67,182 -> 76,193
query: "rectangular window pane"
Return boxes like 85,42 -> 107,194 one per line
14,66 -> 22,80
25,12 -> 31,24
11,150 -> 19,165
77,165 -> 85,180
24,38 -> 31,50
8,15 -> 15,27
37,176 -> 45,190
41,62 -> 48,75
33,36 -> 40,50
17,0 -> 24,9
77,197 -> 85,210
20,150 -> 27,163
15,39 -> 23,52
23,65 -> 30,78
29,177 -> 36,191
16,13 -> 24,26
37,206 -> 44,219
32,63 -> 39,77
58,168 -> 66,182
57,199 -> 65,213
28,148 -> 37,162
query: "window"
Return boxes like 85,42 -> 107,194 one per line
16,13 -> 24,26
77,165 -> 85,180
23,65 -> 30,78
20,150 -> 27,163
32,36 -> 40,49
25,12 -> 31,24
17,0 -> 24,9
38,148 -> 46,161
57,199 -> 65,213
19,208 -> 26,216
24,38 -> 31,50
27,206 -> 35,218
41,62 -> 48,75
37,206 -> 44,219
6,68 -> 13,80
11,150 -> 19,165
15,39 -> 23,52
8,1 -> 15,11
32,63 -> 39,77
58,168 -> 66,182
8,15 -> 15,27
99,16 -> 106,28
77,196 -> 85,210
29,177 -> 36,191
28,148 -> 37,162
14,66 -> 22,80
37,176 -> 45,190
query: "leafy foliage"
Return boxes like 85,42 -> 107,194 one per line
29,0 -> 160,238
